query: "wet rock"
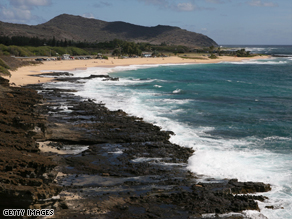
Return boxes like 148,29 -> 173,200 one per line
227,178 -> 271,194
39,72 -> 74,77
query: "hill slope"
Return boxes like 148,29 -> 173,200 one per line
0,14 -> 218,48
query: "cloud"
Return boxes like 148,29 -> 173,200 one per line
140,0 -> 168,5
176,2 -> 196,11
139,0 -> 202,11
138,0 -> 170,9
1,6 -> 31,20
10,0 -> 52,9
139,0 -> 218,11
82,13 -> 95,19
247,0 -> 278,7
93,1 -> 112,8
0,0 -> 51,24
205,0 -> 224,3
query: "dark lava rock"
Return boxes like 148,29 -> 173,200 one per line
23,80 -> 273,219
0,79 -> 61,211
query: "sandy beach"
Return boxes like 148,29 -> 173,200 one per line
4,55 -> 269,86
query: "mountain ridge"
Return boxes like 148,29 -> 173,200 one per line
0,14 -> 218,48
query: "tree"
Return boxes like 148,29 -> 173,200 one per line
209,54 -> 217,59
112,48 -> 121,56
209,45 -> 215,53
52,36 -> 56,46
217,47 -> 222,56
236,49 -> 251,57
152,50 -> 159,57
64,39 -> 68,47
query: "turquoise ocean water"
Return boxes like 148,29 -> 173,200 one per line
45,45 -> 292,218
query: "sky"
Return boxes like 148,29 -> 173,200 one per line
0,0 -> 291,45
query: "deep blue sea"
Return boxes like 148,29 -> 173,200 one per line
44,45 -> 292,218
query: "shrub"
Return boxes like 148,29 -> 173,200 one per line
209,54 -> 217,59
0,66 -> 10,75
236,49 -> 252,57
0,58 -> 10,69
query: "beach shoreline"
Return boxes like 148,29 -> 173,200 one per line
0,54 -> 274,218
4,55 -> 270,86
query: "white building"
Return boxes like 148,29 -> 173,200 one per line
62,54 -> 70,60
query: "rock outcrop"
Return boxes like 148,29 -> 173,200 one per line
0,77 -> 61,211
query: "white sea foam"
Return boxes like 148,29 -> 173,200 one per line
131,157 -> 162,163
161,98 -> 191,104
172,88 -> 182,93
264,136 -> 292,141
245,47 -> 276,52
236,80 -> 253,84
43,81 -> 84,90
105,63 -> 193,74
245,47 -> 267,51
108,149 -> 123,155
185,132 -> 292,218
226,60 -> 287,65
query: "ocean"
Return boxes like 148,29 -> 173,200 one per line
44,45 -> 292,218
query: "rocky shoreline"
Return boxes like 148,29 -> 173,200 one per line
0,74 -> 272,218
0,77 -> 61,213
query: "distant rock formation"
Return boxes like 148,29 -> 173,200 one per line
0,14 -> 218,48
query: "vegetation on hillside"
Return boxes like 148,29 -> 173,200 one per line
0,36 -> 193,57
0,58 -> 10,75
0,35 -> 255,61
0,44 -> 91,57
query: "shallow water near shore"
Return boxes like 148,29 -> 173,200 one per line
44,45 -> 292,219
